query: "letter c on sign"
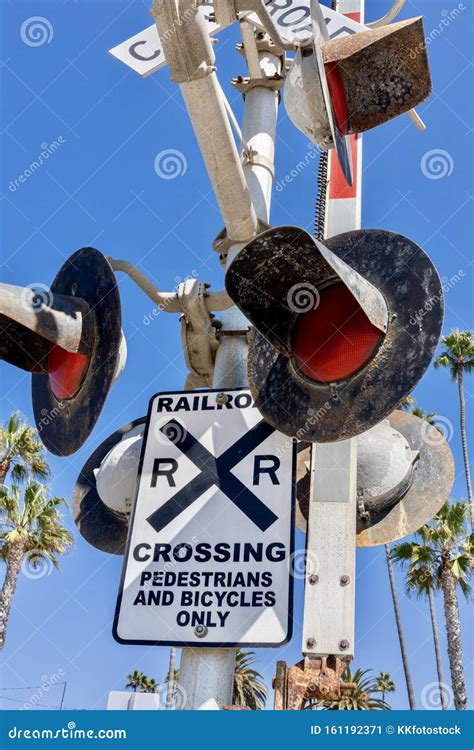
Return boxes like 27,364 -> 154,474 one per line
129,41 -> 161,62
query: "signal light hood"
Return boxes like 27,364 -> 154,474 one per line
225,226 -> 443,443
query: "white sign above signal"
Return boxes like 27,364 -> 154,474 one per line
108,2 -> 365,78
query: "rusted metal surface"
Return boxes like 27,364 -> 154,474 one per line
296,411 -> 454,547
32,248 -> 122,456
322,18 -> 431,134
229,226 -> 443,442
272,660 -> 287,711
72,418 -> 146,555
273,656 -> 353,710
0,283 -> 93,374
222,705 -> 251,710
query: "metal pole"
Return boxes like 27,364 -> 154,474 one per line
178,42 -> 280,711
302,0 -> 364,664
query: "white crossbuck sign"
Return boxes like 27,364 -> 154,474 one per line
109,1 -> 365,77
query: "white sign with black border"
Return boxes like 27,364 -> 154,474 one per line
113,388 -> 296,647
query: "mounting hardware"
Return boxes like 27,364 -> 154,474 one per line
194,624 -> 208,638
306,637 -> 316,649
340,575 -> 350,586
339,640 -> 350,651
216,392 -> 229,405
308,574 -> 319,585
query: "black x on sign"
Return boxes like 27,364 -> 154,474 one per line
147,418 -> 279,533
114,389 -> 295,648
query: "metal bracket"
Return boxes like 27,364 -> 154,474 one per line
212,218 -> 270,263
231,72 -> 284,95
241,146 -> 275,179
236,31 -> 285,60
273,657 -> 356,710
178,278 -> 220,387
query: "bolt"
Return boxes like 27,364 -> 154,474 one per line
194,624 -> 208,638
216,392 -> 228,405
339,639 -> 350,651
306,637 -> 316,649
308,574 -> 319,585
340,575 -> 350,586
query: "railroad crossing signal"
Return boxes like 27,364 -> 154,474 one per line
296,410 -> 455,547
225,226 -> 444,443
0,248 -> 124,456
73,417 -> 146,555
284,4 -> 431,185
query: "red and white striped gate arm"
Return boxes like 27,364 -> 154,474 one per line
325,0 -> 365,237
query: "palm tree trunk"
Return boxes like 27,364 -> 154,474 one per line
165,647 -> 176,709
0,541 -> 25,649
457,370 -> 473,529
427,587 -> 448,709
440,560 -> 467,710
385,544 -> 416,709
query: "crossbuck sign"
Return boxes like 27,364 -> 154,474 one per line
114,389 -> 295,646
109,1 -> 365,77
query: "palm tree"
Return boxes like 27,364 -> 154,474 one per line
0,482 -> 72,649
392,530 -> 449,710
315,668 -> 391,710
434,330 -> 474,527
126,670 -> 145,692
165,656 -> 179,710
375,672 -> 396,703
141,677 -> 158,693
398,395 -> 415,411
411,406 -> 438,427
393,502 -> 472,710
165,647 -> 177,709
0,413 -> 49,485
232,650 -> 267,710
384,543 -> 416,709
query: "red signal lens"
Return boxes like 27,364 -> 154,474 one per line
292,284 -> 382,383
325,62 -> 349,135
48,345 -> 89,400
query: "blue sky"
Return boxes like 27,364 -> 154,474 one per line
0,0 -> 473,712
